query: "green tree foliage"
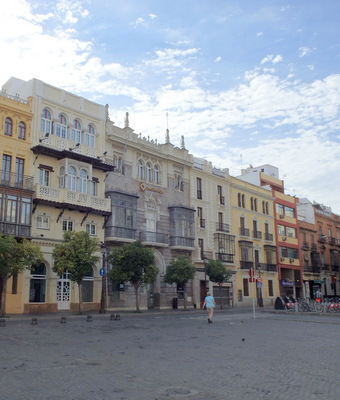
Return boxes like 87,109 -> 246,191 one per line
164,255 -> 196,310
107,241 -> 158,312
206,259 -> 232,309
0,235 -> 43,316
52,231 -> 99,314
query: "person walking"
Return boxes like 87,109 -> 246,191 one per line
203,292 -> 216,323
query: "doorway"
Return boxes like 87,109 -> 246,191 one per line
56,271 -> 71,310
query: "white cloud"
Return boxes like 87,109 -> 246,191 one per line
299,46 -> 313,57
215,56 -> 222,62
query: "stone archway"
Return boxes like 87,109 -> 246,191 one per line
147,249 -> 165,309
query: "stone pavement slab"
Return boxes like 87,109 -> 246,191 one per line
0,310 -> 339,400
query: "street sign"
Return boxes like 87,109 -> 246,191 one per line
257,277 -> 263,283
257,282 -> 263,288
99,268 -> 106,276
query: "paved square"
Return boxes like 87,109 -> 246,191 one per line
0,310 -> 339,400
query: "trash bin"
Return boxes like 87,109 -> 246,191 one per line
172,297 -> 178,309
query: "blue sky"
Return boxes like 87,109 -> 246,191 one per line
1,0 -> 340,213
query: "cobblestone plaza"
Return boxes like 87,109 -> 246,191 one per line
0,309 -> 339,400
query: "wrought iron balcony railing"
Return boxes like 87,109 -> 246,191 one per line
1,171 -> 34,191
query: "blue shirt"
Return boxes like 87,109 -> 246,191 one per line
205,295 -> 215,308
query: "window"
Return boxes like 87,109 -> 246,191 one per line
197,178 -> 202,199
276,203 -> 284,216
56,114 -> 67,138
62,220 -> 73,231
268,280 -> 274,297
82,268 -> 94,302
86,223 -> 96,236
12,273 -> 18,294
15,158 -> 24,185
2,154 -> 11,183
238,193 -> 245,208
59,167 -> 65,188
79,169 -> 87,193
71,119 -> 82,144
21,198 -> 31,225
154,165 -> 159,184
67,166 -> 76,191
39,168 -> 50,186
137,160 -> 143,179
285,206 -> 295,218
86,124 -> 95,147
251,197 -> 257,212
286,227 -> 296,238
18,122 -> 26,139
277,224 -> 285,236
37,215 -> 49,229
6,195 -> 17,222
146,162 -> 152,182
89,180 -> 96,196
5,117 -> 13,136
243,278 -> 249,296
198,238 -> 204,259
40,109 -> 52,135
29,263 -> 46,303
175,174 -> 183,191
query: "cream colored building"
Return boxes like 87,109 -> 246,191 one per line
2,78 -> 113,313
189,157 -> 235,308
230,175 -> 279,307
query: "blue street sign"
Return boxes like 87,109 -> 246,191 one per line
100,268 -> 106,276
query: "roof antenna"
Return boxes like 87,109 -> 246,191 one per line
165,112 -> 170,143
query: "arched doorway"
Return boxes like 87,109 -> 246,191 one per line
147,250 -> 165,309
57,270 -> 71,310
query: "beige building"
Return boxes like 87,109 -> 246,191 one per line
189,157 -> 235,308
230,175 -> 279,307
2,78 -> 113,313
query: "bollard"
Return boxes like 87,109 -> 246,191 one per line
0,319 -> 5,327
110,314 -> 116,321
31,317 -> 38,325
60,316 -> 67,324
87,315 -> 92,322
115,314 -> 120,321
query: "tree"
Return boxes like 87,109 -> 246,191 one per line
52,231 -> 99,314
206,259 -> 232,309
107,241 -> 158,312
164,255 -> 196,311
0,235 -> 43,316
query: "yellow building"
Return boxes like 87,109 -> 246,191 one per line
0,90 -> 34,314
230,175 -> 279,307
2,78 -> 113,313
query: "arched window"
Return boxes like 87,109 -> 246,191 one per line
153,165 -> 159,184
30,263 -> 46,303
146,162 -> 152,182
5,117 -> 13,136
71,119 -> 82,144
82,267 -> 94,302
18,121 -> 26,139
59,166 -> 65,188
79,169 -> 87,193
56,114 -> 67,138
67,166 -> 76,191
137,160 -> 144,179
40,109 -> 51,134
86,124 -> 95,148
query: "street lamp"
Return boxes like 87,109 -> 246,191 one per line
99,246 -> 107,314
203,256 -> 209,296
257,264 -> 263,307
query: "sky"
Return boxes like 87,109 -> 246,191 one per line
1,0 -> 340,214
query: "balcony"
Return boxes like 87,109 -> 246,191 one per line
265,233 -> 273,241
198,218 -> 206,228
239,227 -> 250,237
216,253 -> 234,263
253,230 -> 262,240
1,171 -> 34,191
240,260 -> 254,270
201,250 -> 213,261
34,184 -> 111,214
140,231 -> 168,246
331,264 -> 340,272
329,237 -> 336,246
263,263 -> 278,272
170,236 -> 195,249
0,222 -> 31,238
218,195 -> 225,205
105,226 -> 136,241
311,243 -> 317,251
321,264 -> 330,271
304,265 -> 321,273
216,222 -> 230,233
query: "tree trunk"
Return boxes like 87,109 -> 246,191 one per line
134,285 -> 141,312
78,282 -> 84,314
219,284 -> 223,309
0,276 -> 7,317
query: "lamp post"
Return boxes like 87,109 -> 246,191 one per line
203,256 -> 209,296
99,247 -> 106,314
257,265 -> 263,307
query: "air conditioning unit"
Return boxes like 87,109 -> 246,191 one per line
279,214 -> 284,219
280,257 -> 285,261
282,237 -> 287,241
